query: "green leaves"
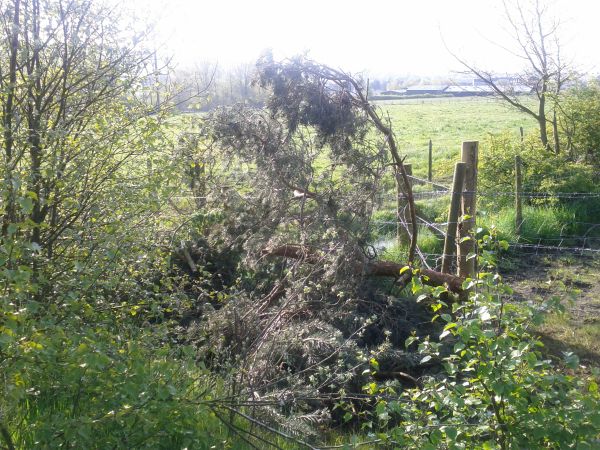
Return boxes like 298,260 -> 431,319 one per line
17,196 -> 34,214
562,351 -> 580,370
375,259 -> 600,449
399,265 -> 411,275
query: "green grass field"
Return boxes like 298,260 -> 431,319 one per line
377,96 -> 537,181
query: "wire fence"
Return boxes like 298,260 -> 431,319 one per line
372,96 -> 501,106
375,172 -> 600,266
163,164 -> 600,269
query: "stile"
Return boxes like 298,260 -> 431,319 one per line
458,141 -> 478,279
442,162 -> 466,274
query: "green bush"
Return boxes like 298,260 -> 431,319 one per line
345,247 -> 600,449
479,131 -> 600,237
480,132 -> 598,200
0,235 -> 232,449
559,81 -> 600,164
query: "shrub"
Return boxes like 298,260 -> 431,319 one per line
345,241 -> 600,449
560,81 -> 600,164
480,132 -> 598,201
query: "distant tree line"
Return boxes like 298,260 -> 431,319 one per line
163,62 -> 268,112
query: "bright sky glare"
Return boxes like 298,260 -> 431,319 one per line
135,0 -> 600,76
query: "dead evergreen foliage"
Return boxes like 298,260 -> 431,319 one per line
176,56 -> 456,438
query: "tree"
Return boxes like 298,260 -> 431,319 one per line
0,2 -> 239,447
559,80 -> 600,163
0,0 -> 154,255
451,0 -> 572,153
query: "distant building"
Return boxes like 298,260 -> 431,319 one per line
405,85 -> 448,95
469,77 -> 533,95
380,89 -> 407,95
507,84 -> 534,94
472,76 -> 519,86
445,85 -> 495,96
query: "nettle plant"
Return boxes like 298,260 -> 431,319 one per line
359,231 -> 600,449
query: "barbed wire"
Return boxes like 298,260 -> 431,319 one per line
407,175 -> 450,191
479,191 -> 600,199
509,243 -> 600,254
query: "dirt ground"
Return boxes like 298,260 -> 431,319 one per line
501,253 -> 600,367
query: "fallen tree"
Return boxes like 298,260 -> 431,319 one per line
255,55 -> 419,263
178,56 -> 462,438
262,244 -> 464,294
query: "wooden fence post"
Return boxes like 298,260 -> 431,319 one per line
428,139 -> 433,182
397,163 -> 412,246
515,155 -> 523,237
458,141 -> 478,279
442,162 -> 466,274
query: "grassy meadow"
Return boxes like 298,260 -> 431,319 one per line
373,96 -> 598,247
377,96 -> 536,181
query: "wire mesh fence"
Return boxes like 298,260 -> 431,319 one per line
374,171 -> 600,269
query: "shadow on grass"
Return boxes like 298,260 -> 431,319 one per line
536,330 -> 600,366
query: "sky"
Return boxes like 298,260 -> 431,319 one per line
132,0 -> 600,77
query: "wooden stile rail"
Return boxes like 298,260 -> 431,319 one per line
442,162 -> 466,274
458,141 -> 478,279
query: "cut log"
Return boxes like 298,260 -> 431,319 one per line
262,245 -> 464,294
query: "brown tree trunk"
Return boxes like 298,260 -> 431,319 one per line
552,109 -> 560,154
262,245 -> 464,294
538,83 -> 550,150
538,110 -> 548,150
27,0 -> 45,246
2,0 -> 21,236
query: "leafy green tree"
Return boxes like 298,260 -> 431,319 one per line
0,1 -> 237,448
0,0 -> 155,254
559,81 -> 600,164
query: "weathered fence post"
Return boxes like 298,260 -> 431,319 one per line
428,139 -> 433,182
442,162 -> 466,274
458,141 -> 478,279
515,155 -> 523,237
397,163 -> 412,245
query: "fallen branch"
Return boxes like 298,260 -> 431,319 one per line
262,245 -> 464,294
365,260 -> 463,294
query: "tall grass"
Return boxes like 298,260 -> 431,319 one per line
485,205 -> 570,241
